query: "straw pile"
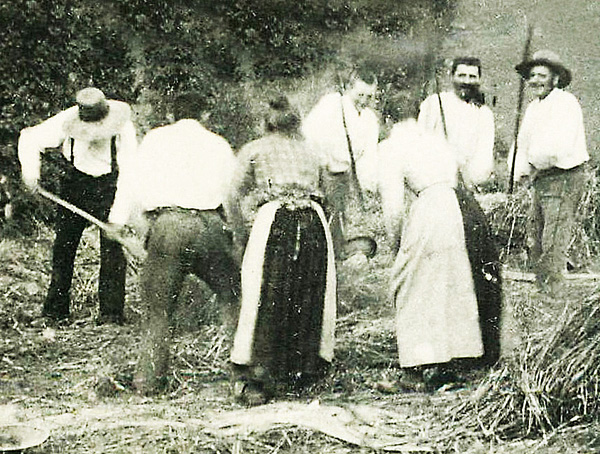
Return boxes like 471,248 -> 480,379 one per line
569,173 -> 600,266
477,189 -> 530,264
450,292 -> 600,439
481,173 -> 600,268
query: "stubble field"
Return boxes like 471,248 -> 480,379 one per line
1,192 -> 600,454
3,0 -> 600,451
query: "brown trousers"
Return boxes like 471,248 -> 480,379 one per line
136,208 -> 240,391
529,165 -> 587,291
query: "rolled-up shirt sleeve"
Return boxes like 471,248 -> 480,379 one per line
18,109 -> 71,183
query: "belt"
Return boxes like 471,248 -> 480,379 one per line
257,194 -> 324,209
532,163 -> 585,179
146,205 -> 226,221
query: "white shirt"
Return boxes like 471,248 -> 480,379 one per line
418,91 -> 495,187
378,119 -> 457,245
301,92 -> 379,189
509,88 -> 589,179
108,119 -> 236,225
18,103 -> 138,182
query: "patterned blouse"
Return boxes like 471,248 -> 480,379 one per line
228,133 -> 328,244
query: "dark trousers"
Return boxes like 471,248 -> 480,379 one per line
44,168 -> 126,319
137,208 -> 240,387
324,171 -> 350,259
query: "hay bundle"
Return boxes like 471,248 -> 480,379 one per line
477,189 -> 530,263
569,172 -> 600,266
481,173 -> 600,268
451,293 -> 600,439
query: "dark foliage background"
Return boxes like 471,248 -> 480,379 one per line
0,0 -> 456,231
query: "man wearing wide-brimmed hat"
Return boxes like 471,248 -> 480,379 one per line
18,87 -> 138,323
509,49 -> 589,295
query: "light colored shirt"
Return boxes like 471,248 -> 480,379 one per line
18,102 -> 137,183
108,119 -> 236,225
418,91 -> 494,187
301,92 -> 379,189
509,88 -> 589,179
378,119 -> 457,246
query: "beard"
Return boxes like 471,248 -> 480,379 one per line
528,82 -> 554,99
454,84 -> 485,106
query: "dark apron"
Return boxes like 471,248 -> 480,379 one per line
455,185 -> 503,366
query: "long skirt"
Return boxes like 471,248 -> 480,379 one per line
231,200 -> 336,384
455,185 -> 503,366
391,185 -> 483,368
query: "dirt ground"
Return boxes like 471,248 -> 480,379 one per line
2,0 -> 598,450
1,224 -> 600,453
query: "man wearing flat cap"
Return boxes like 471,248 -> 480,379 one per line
509,50 -> 589,294
18,88 -> 138,323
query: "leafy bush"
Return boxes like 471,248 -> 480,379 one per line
2,0 -> 457,231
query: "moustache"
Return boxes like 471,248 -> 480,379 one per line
457,83 -> 480,91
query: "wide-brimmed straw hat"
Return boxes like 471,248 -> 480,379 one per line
515,49 -> 572,88
63,87 -> 131,140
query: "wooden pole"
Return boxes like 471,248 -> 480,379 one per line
508,24 -> 534,194
38,187 -> 147,262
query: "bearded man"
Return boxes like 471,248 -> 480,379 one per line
510,50 -> 589,295
418,57 -> 494,189
417,57 -> 502,366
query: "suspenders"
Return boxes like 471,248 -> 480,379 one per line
69,136 -> 118,173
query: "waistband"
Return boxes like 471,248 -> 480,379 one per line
532,163 -> 586,179
146,205 -> 226,221
57,154 -> 118,181
258,194 -> 324,209
416,182 -> 455,196
61,166 -> 118,182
